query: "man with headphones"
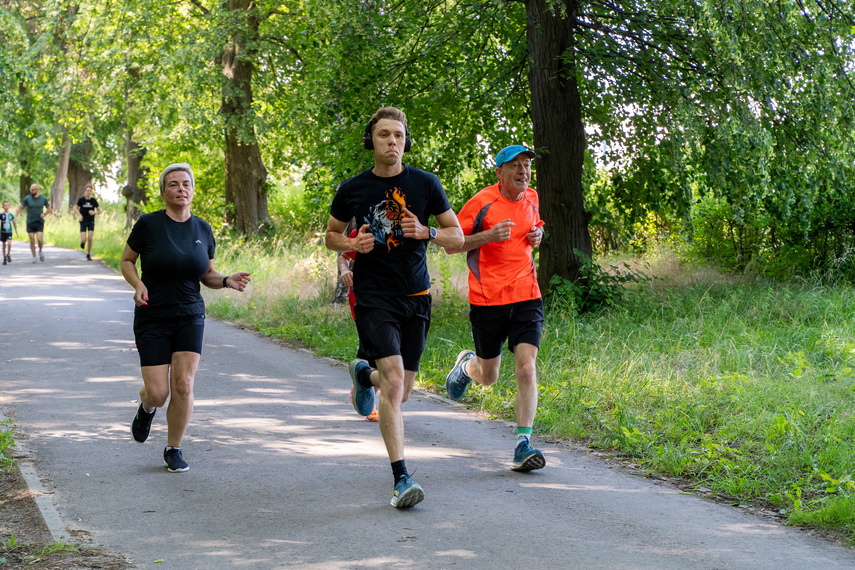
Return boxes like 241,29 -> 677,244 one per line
325,106 -> 463,508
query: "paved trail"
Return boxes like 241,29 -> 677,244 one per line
0,241 -> 853,569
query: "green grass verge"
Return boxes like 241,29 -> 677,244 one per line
0,419 -> 15,474
35,209 -> 855,543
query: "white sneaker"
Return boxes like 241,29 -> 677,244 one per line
39,252 -> 44,261
32,256 -> 37,263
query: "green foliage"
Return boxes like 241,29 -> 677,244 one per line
3,0 -> 855,279
547,250 -> 650,313
0,418 -> 16,473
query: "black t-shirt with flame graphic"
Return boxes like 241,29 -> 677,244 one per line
330,165 -> 451,296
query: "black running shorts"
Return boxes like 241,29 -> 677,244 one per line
133,313 -> 205,367
469,298 -> 544,359
26,219 -> 44,233
353,294 -> 431,372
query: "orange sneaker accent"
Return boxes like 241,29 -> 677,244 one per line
365,408 -> 379,422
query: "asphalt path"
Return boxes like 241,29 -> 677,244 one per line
1,240 -> 854,569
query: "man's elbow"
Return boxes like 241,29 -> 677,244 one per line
323,232 -> 338,251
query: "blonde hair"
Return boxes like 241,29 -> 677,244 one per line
159,163 -> 195,194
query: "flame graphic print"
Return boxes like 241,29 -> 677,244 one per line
366,187 -> 409,252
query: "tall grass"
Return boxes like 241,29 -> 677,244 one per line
38,210 -> 855,542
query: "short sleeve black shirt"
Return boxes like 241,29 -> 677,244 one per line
330,165 -> 452,296
77,196 -> 99,218
126,210 -> 215,317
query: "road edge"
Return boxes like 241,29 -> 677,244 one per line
0,408 -> 70,543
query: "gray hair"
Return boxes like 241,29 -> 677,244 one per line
159,163 -> 195,194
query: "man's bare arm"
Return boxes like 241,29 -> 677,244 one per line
444,219 -> 515,255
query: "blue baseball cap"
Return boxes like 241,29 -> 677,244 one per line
495,145 -> 536,167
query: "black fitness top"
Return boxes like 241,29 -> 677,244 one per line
126,210 -> 215,318
77,196 -> 99,219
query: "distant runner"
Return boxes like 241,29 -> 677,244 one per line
16,184 -> 51,263
0,200 -> 18,265
74,184 -> 100,261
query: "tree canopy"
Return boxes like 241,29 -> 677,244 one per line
2,0 -> 855,282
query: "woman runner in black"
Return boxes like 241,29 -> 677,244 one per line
121,163 -> 251,472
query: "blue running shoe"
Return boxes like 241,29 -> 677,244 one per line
446,350 -> 475,400
391,476 -> 424,508
511,439 -> 545,472
349,359 -> 375,416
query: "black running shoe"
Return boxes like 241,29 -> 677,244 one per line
86,254 -> 91,261
80,241 -> 85,249
131,403 -> 155,442
164,448 -> 189,472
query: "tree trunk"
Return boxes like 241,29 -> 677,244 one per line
122,130 -> 149,229
19,171 -> 32,201
67,139 -> 93,210
221,0 -> 269,235
526,0 -> 592,292
18,81 -> 33,201
50,130 -> 72,211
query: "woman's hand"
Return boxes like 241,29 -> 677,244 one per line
133,284 -> 149,306
225,272 -> 252,292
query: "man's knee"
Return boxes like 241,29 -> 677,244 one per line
515,358 -> 537,388
380,374 -> 406,402
170,380 -> 194,399
169,365 -> 197,398
145,386 -> 170,407
475,357 -> 501,387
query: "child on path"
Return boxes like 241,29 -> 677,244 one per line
0,200 -> 17,265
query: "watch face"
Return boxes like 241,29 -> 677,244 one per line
429,227 -> 437,240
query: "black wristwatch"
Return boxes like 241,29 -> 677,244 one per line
428,227 -> 437,240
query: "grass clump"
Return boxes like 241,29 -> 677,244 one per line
0,419 -> 15,473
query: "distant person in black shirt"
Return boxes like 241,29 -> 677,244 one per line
74,185 -> 100,260
121,163 -> 251,473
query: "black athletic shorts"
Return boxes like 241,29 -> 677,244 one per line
0,232 -> 10,242
353,294 -> 431,372
79,219 -> 95,232
133,313 -> 205,367
26,219 -> 44,233
470,298 -> 544,359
